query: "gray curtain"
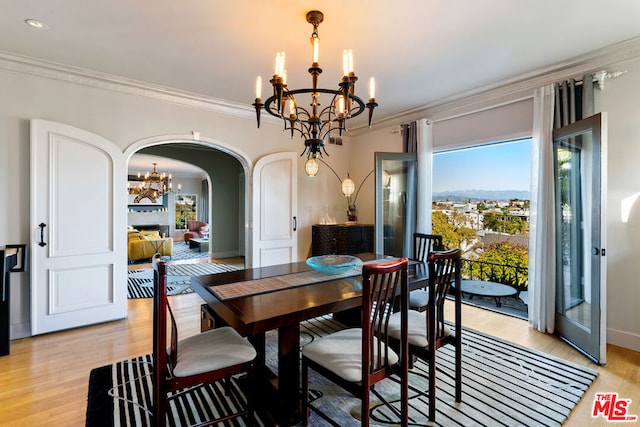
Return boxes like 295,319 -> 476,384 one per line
402,121 -> 418,153
199,179 -> 209,223
554,75 -> 595,128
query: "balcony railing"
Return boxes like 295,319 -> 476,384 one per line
461,259 -> 528,296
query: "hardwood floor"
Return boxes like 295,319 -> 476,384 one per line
1,287 -> 638,426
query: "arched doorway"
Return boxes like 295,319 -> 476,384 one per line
124,135 -> 252,267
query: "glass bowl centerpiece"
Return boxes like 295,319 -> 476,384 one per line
306,255 -> 363,275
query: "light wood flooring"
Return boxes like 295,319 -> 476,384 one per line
1,260 -> 639,426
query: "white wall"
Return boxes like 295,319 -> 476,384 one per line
599,57 -> 640,351
0,67 -> 344,338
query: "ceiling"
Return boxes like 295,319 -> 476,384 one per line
2,1 -> 640,125
128,154 -> 204,178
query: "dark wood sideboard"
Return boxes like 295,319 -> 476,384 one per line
311,224 -> 374,256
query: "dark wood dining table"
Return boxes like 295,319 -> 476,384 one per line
190,253 -> 428,425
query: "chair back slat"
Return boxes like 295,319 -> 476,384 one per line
362,258 -> 408,381
427,249 -> 461,341
413,233 -> 444,262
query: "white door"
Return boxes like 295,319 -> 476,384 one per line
251,152 -> 298,267
30,120 -> 127,335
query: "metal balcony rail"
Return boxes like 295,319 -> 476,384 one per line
460,258 -> 528,296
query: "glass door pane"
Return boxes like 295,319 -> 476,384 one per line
375,153 -> 417,257
553,113 -> 605,363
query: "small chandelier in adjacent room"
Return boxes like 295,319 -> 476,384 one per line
253,10 -> 378,158
129,163 -> 173,204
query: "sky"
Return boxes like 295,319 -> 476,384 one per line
432,138 -> 532,193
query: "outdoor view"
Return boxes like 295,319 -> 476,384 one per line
432,139 -> 531,316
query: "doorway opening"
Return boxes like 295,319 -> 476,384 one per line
432,138 -> 532,319
126,141 -> 247,270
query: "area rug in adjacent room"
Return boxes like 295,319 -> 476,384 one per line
86,316 -> 597,427
127,262 -> 239,298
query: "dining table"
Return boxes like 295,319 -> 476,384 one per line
190,253 -> 428,425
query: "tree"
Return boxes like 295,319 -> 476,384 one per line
432,211 -> 476,251
474,242 -> 529,289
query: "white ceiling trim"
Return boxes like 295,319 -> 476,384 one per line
2,36 -> 639,131
0,50 -> 259,121
350,36 -> 640,131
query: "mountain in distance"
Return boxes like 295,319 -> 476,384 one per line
433,189 -> 530,202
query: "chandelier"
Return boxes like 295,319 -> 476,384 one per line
129,163 -> 174,204
252,10 -> 378,158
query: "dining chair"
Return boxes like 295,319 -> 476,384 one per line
386,248 -> 462,423
152,254 -> 257,427
409,233 -> 444,312
301,258 -> 409,427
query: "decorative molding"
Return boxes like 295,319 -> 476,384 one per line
593,70 -> 628,90
350,36 -> 640,132
0,50 -> 261,120
2,36 -> 640,131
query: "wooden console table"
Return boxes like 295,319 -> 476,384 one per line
311,224 -> 373,256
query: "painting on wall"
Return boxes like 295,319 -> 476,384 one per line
127,178 -> 167,208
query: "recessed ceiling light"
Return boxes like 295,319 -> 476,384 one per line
25,19 -> 49,30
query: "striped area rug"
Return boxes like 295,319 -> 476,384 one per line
127,262 -> 239,298
86,315 -> 597,426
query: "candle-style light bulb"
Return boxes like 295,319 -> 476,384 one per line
274,51 -> 286,77
288,99 -> 296,118
342,50 -> 349,76
311,36 -> 319,64
255,76 -> 262,99
369,77 -> 376,99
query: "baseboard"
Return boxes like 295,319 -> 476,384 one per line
212,250 -> 239,259
607,327 -> 640,352
11,322 -> 31,339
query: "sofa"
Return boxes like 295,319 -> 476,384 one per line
183,220 -> 209,243
128,229 -> 173,262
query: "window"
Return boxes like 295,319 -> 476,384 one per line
175,194 -> 197,229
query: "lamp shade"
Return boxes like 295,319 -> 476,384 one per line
305,158 -> 319,177
341,177 -> 355,197
382,169 -> 391,187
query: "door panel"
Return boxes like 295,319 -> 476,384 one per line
374,153 -> 417,257
252,152 -> 298,267
553,113 -> 607,363
31,120 -> 126,335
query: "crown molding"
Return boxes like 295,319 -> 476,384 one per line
2,36 -> 640,131
0,50 -> 260,120
350,36 -> 640,132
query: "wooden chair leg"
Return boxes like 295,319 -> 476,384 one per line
455,337 -> 462,402
362,387 -> 370,427
301,359 -> 310,426
246,364 -> 255,427
428,349 -> 436,422
153,390 -> 166,427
